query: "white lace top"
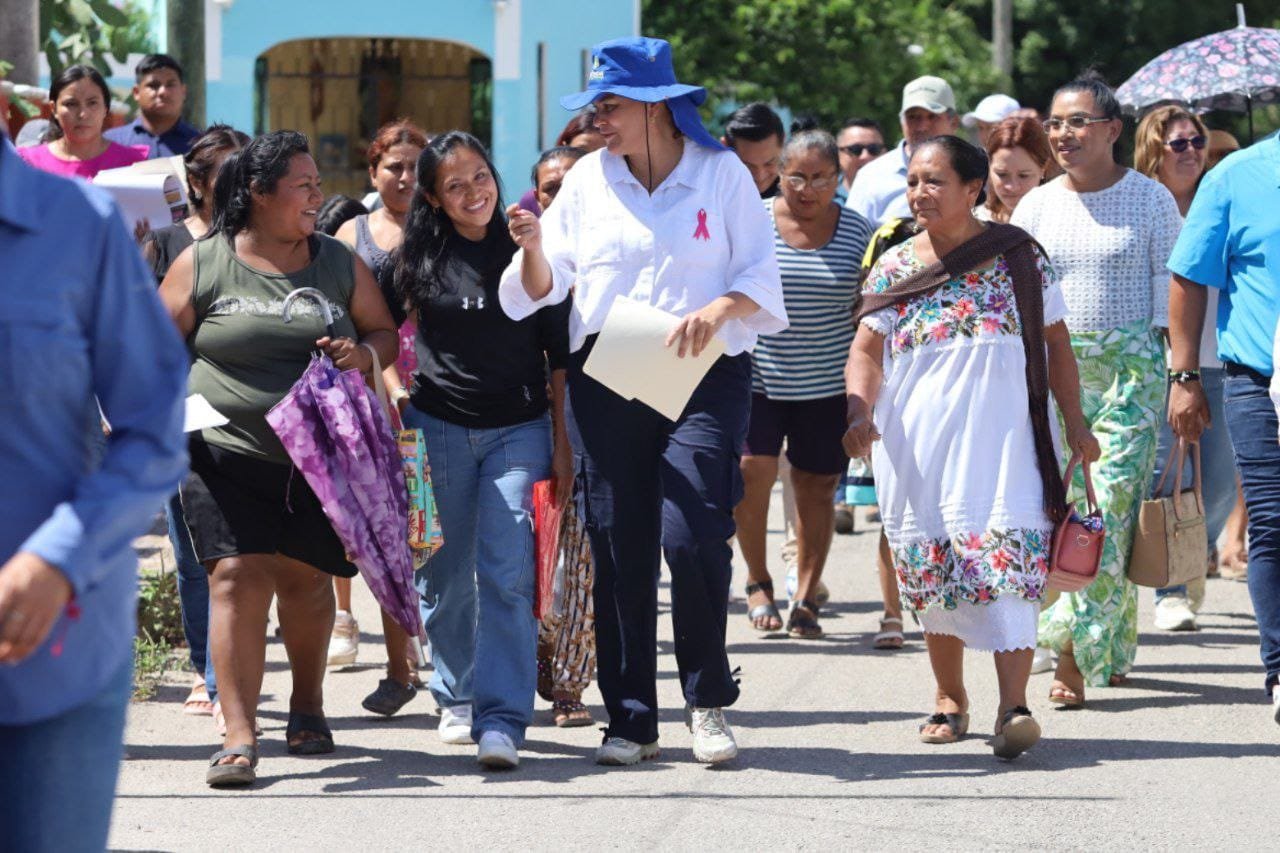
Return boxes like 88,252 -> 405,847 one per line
1010,170 -> 1182,332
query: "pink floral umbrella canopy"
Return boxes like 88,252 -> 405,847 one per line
1117,19 -> 1280,134
266,289 -> 423,639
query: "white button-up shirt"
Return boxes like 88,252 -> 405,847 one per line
844,140 -> 911,226
499,140 -> 787,355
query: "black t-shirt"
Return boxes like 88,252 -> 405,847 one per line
144,222 -> 196,284
384,228 -> 570,429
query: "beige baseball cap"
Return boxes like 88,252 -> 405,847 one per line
900,76 -> 956,115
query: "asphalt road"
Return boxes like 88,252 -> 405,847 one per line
111,496 -> 1278,851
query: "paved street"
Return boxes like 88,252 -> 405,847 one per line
112,492 -> 1278,851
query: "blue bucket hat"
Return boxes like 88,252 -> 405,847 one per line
559,37 -> 725,151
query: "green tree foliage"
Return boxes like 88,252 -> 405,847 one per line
40,0 -> 156,77
644,0 -> 1003,138
958,0 -> 1280,113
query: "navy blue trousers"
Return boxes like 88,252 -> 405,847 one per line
567,339 -> 748,744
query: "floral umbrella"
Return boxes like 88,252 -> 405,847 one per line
1116,12 -> 1280,139
265,289 -> 423,640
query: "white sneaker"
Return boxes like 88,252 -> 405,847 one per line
477,731 -> 518,769
1031,646 -> 1055,674
326,610 -> 359,667
688,707 -> 738,764
784,567 -> 830,606
437,705 -> 474,745
1271,683 -> 1280,726
595,736 -> 660,766
1153,595 -> 1198,632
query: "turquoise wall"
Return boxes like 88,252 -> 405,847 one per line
185,1 -> 635,194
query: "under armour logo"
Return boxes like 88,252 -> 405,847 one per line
461,296 -> 486,310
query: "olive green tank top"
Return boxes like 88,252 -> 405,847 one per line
187,233 -> 358,464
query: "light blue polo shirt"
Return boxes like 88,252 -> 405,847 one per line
1168,135 -> 1280,376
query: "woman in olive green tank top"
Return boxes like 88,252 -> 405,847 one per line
159,131 -> 398,787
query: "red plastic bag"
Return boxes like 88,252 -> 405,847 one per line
532,480 -> 565,620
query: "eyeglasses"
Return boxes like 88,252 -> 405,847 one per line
1041,115 -> 1112,133
1164,135 -> 1207,153
783,174 -> 840,191
839,143 -> 885,157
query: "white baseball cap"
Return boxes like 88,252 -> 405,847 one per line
963,94 -> 1021,127
900,76 -> 956,115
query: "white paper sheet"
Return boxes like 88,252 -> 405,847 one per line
185,394 -> 229,432
93,167 -> 185,231
583,297 -> 726,421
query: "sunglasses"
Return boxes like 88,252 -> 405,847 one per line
1164,135 -> 1207,153
839,143 -> 885,157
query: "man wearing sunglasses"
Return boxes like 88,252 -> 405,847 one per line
835,118 -> 886,204
845,75 -> 960,226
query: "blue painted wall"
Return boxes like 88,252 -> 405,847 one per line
175,0 -> 635,193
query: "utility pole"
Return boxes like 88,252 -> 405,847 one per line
0,0 -> 40,85
166,0 -> 205,126
992,0 -> 1013,79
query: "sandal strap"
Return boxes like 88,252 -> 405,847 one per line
286,711 -> 331,739
553,698 -> 587,712
210,744 -> 258,767
1000,705 -> 1033,726
745,580 -> 774,596
792,599 -> 821,615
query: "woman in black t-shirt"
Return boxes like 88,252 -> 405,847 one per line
388,132 -> 571,769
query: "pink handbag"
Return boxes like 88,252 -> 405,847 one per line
1047,455 -> 1105,592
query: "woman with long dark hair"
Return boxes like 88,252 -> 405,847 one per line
142,123 -> 249,726
158,130 -> 398,786
389,131 -> 571,769
18,65 -> 147,179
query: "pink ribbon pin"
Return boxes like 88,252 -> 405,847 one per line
692,208 -> 711,241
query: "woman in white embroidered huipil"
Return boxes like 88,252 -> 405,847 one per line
845,136 -> 1098,759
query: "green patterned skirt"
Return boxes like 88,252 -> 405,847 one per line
1038,321 -> 1164,686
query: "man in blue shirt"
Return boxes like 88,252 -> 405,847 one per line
104,53 -> 201,158
844,75 -> 960,225
0,136 -> 188,848
1167,132 -> 1280,724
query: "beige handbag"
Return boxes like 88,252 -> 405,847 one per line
1129,440 -> 1208,588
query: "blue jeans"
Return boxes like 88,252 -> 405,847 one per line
0,657 -> 132,853
404,406 -> 550,745
166,492 -> 216,702
1152,368 -> 1238,600
1222,365 -> 1280,693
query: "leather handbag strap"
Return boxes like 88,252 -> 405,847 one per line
1062,453 -> 1099,515
1153,439 -> 1206,520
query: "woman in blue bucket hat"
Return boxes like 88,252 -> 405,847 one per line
499,36 -> 787,766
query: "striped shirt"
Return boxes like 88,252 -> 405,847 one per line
752,199 -> 872,399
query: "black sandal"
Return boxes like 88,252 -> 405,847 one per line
991,705 -> 1040,759
361,678 -> 417,717
787,599 -> 823,639
746,580 -> 783,632
286,711 -> 335,755
206,743 -> 258,787
918,711 -> 969,744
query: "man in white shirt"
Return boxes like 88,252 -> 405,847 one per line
845,75 -> 960,226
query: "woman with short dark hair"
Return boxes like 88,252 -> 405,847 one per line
846,135 -> 1097,758
158,130 -> 398,787
736,129 -> 872,639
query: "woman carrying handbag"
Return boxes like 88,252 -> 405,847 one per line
844,136 -> 1099,760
